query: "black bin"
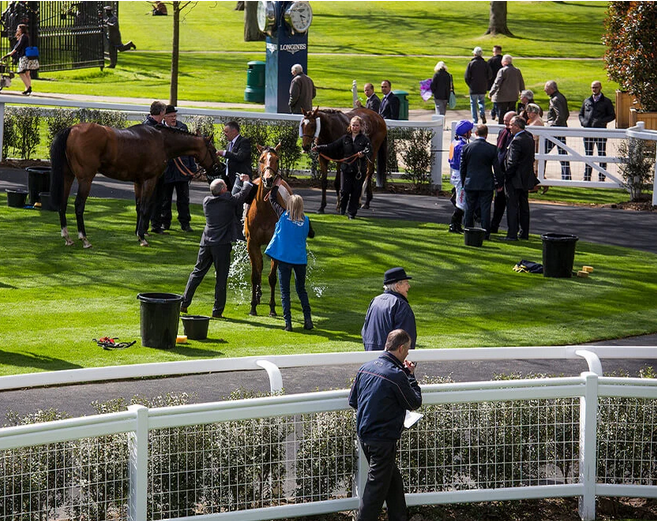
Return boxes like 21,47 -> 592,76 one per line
6,189 -> 28,208
137,292 -> 183,349
464,227 -> 486,247
27,167 -> 51,206
38,192 -> 56,211
542,233 -> 578,278
181,315 -> 210,340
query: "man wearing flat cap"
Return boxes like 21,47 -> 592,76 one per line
362,267 -> 417,351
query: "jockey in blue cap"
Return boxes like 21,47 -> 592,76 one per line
448,120 -> 474,233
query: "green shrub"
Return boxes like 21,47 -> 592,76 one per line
184,115 -> 216,142
398,128 -> 435,187
76,108 -> 128,128
8,107 -> 41,159
45,109 -> 77,146
617,138 -> 656,201
268,121 -> 302,178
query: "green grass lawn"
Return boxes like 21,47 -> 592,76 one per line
22,1 -> 617,112
1,194 -> 656,376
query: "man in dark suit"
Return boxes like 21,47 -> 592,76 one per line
490,110 -> 516,234
502,117 -> 535,241
378,80 -> 400,120
181,175 -> 253,318
217,121 -> 252,194
356,83 -> 381,113
460,125 -> 502,239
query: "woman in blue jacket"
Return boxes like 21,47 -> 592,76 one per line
265,186 -> 315,331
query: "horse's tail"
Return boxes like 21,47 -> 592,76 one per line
49,126 -> 72,212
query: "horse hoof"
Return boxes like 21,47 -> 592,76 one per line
361,203 -> 370,210
64,239 -> 75,247
82,241 -> 93,249
317,208 -> 325,214
269,312 -> 277,317
139,239 -> 149,247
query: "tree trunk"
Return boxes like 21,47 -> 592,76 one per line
486,1 -> 514,36
244,1 -> 265,42
170,1 -> 180,105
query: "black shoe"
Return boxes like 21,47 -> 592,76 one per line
151,227 -> 167,235
481,114 -> 487,124
181,307 -> 188,313
303,318 -> 314,330
519,235 -> 529,240
181,224 -> 193,232
284,323 -> 293,332
500,236 -> 518,241
340,210 -> 346,216
162,224 -> 170,231
449,224 -> 463,234
22,86 -> 31,96
360,203 -> 370,209
130,42 -> 137,50
489,228 -> 499,234
348,214 -> 356,220
212,312 -> 223,319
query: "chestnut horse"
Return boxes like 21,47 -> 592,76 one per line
49,123 -> 220,248
300,107 -> 387,213
244,144 -> 293,316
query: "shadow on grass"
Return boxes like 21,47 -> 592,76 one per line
0,351 -> 83,372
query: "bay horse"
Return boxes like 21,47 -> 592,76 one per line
300,107 -> 387,213
244,144 -> 293,316
49,122 -> 220,248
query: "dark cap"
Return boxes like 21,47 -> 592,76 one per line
383,267 -> 412,285
165,104 -> 177,114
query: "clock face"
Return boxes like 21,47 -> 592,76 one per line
285,1 -> 313,34
257,1 -> 275,34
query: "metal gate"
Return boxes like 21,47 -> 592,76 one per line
0,1 -> 114,72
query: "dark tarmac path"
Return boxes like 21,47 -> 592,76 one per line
2,168 -> 657,418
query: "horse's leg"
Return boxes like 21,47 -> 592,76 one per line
268,258 -> 278,317
134,182 -> 142,236
73,177 -> 94,249
59,173 -> 75,246
318,157 -> 328,214
334,165 -> 341,211
248,239 -> 263,316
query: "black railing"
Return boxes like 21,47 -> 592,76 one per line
0,1 -> 114,72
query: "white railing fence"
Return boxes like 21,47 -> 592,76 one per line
450,120 -> 657,205
0,95 -> 444,189
1,348 -> 657,521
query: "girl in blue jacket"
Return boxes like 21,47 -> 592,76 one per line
265,186 -> 315,331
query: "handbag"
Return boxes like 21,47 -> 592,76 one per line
25,46 -> 39,58
448,91 -> 457,109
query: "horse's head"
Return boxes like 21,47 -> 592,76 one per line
257,143 -> 281,189
300,107 -> 321,152
199,136 -> 221,174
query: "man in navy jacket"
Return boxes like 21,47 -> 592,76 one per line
362,267 -> 416,351
349,329 -> 422,521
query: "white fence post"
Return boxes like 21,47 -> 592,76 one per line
578,372 -> 598,521
430,115 -> 444,190
128,404 -> 149,521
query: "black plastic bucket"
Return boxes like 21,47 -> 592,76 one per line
464,227 -> 487,247
26,167 -> 51,206
6,189 -> 28,208
38,192 -> 56,211
181,315 -> 210,340
542,233 -> 579,278
137,292 -> 183,349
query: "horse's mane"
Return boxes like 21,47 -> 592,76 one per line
320,108 -> 343,115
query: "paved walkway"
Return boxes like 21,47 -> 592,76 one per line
2,167 -> 657,417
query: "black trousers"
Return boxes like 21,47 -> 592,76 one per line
162,181 -> 191,228
148,176 -> 166,231
341,171 -> 364,217
496,101 -> 516,124
490,189 -> 506,233
182,243 -> 232,316
465,189 -> 493,234
505,184 -> 530,239
359,440 -> 407,521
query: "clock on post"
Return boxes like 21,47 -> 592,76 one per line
259,1 -> 313,113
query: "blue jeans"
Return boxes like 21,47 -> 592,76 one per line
469,93 -> 486,123
277,261 -> 311,325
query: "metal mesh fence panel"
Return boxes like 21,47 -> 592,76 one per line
0,434 -> 129,521
400,399 -> 580,492
597,397 -> 657,485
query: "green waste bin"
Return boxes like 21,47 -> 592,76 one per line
393,90 -> 409,120
542,233 -> 579,278
137,292 -> 183,349
244,61 -> 265,103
